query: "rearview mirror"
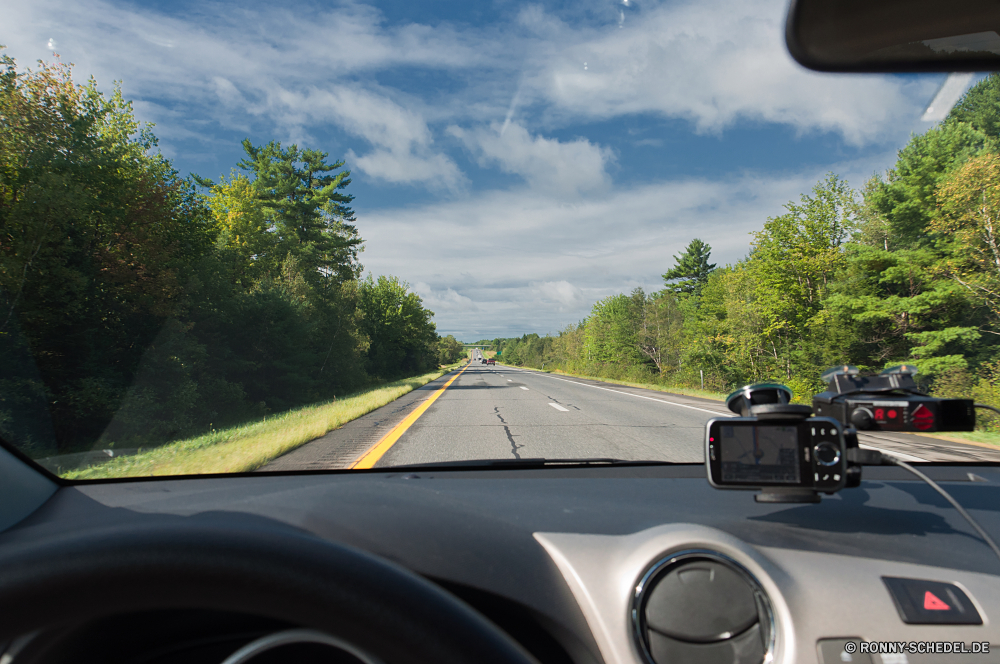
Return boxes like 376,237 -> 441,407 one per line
786,0 -> 1000,72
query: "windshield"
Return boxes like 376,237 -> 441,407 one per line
2,0 -> 1000,480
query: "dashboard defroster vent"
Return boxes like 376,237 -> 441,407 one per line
631,551 -> 774,664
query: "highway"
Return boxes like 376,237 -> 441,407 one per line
262,362 -> 1000,472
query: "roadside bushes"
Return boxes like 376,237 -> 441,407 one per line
0,53 -> 441,455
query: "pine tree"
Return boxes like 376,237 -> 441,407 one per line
662,239 -> 716,295
196,140 -> 362,285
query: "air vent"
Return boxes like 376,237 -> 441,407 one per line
632,551 -> 774,664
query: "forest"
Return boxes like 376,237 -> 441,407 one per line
0,53 -> 465,457
485,75 -> 1000,420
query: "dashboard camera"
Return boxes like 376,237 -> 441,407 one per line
706,418 -> 847,493
705,383 -> 849,503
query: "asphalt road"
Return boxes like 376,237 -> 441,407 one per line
262,362 -> 1000,471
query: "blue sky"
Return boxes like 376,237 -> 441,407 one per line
3,0 -> 960,339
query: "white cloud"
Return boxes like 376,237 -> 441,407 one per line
4,0 -> 933,160
2,0 -> 476,183
311,86 -> 432,150
349,148 -> 463,188
356,147 -> 898,339
520,0 -> 933,144
532,280 -> 585,308
212,77 -> 245,108
450,122 -> 612,195
260,86 -> 464,188
6,0 -> 489,87
412,283 -> 478,313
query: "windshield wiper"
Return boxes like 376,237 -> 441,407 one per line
380,457 -> 680,471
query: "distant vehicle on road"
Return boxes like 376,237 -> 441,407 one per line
487,358 -> 495,365
481,358 -> 487,364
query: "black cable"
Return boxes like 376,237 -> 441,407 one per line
974,403 -> 1000,417
876,451 -> 1000,567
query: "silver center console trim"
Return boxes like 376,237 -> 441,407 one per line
534,524 -> 1000,664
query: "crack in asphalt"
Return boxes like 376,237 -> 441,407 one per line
503,425 -> 523,459
493,406 -> 523,458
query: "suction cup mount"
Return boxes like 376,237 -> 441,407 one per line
726,383 -> 821,503
726,383 -> 809,419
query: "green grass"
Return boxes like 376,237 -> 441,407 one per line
63,363 -> 464,480
916,430 -> 1000,449
528,366 -> 729,402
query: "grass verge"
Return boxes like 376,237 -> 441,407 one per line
916,430 -> 1000,449
63,363 -> 464,480
536,367 -> 729,402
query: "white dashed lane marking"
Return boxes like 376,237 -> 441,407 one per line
507,368 -> 726,416
549,403 -> 569,412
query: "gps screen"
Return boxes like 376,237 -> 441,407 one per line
718,424 -> 801,484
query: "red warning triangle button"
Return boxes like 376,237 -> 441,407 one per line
883,577 -> 981,624
924,591 -> 950,611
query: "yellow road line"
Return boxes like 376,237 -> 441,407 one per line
349,362 -> 471,469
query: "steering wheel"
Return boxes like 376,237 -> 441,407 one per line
0,516 -> 541,664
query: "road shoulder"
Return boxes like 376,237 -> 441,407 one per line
259,368 -> 463,471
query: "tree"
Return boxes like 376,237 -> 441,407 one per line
681,175 -> 864,391
947,73 -> 1000,140
0,52 -> 218,450
824,245 -> 979,377
358,275 -> 437,378
635,291 -> 685,375
478,81 -> 1000,398
935,152 -> 1000,322
749,174 -> 857,329
204,171 -> 276,286
662,239 -> 716,295
582,291 -> 647,369
437,335 -> 464,365
197,139 -> 362,287
0,50 -> 458,457
865,121 -> 993,249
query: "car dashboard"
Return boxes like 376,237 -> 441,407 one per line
1,459 -> 999,664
